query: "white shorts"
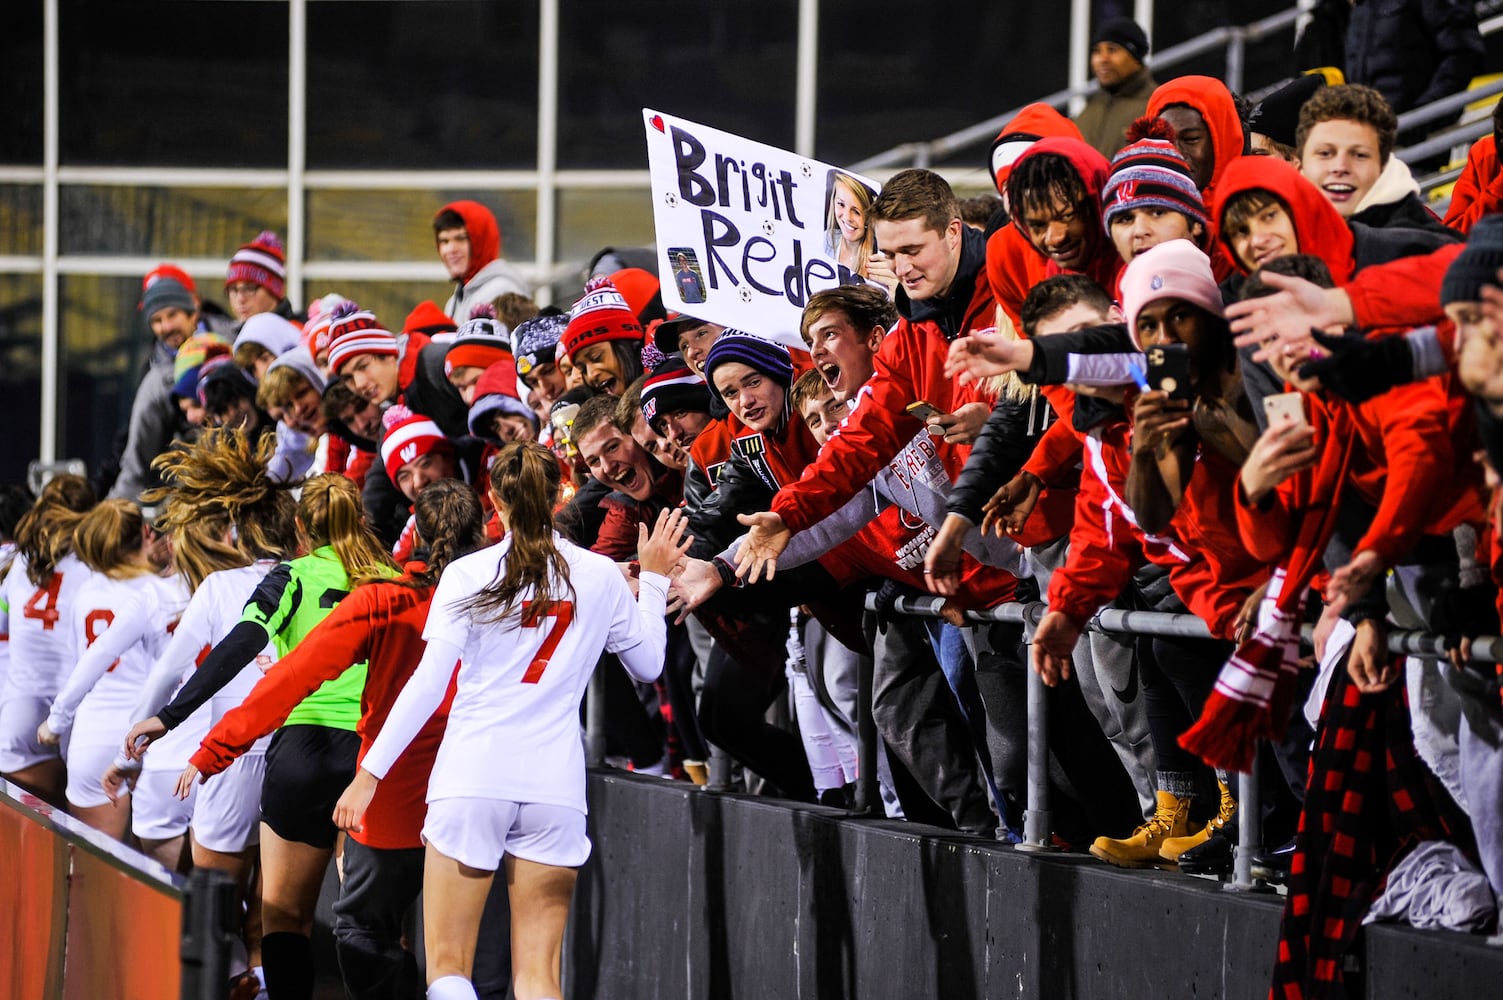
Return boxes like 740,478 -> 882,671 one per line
66,735 -> 124,810
422,797 -> 591,871
132,767 -> 197,841
191,752 -> 266,854
0,689 -> 62,774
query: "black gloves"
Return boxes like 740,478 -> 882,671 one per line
1296,329 -> 1414,404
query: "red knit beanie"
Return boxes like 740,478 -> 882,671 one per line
226,231 -> 287,300
326,302 -> 399,375
561,277 -> 644,362
380,404 -> 451,483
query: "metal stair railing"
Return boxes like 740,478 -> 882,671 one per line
850,6 -> 1302,172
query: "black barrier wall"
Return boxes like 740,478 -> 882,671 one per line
568,771 -> 1503,1000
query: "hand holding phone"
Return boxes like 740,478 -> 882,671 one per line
905,400 -> 949,423
1144,343 -> 1193,401
1262,391 -> 1308,428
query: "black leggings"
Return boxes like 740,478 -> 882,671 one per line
698,643 -> 816,803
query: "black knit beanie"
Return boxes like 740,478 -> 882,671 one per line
1441,215 -> 1503,306
1092,17 -> 1149,64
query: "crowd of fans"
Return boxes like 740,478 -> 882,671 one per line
2,8 -> 1503,999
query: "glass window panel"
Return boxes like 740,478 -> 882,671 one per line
558,1 -> 798,168
0,1 -> 43,164
58,276 -> 149,481
303,281 -> 457,337
0,275 -> 44,484
817,1 -> 1070,168
555,187 -> 654,265
59,186 -> 288,259
307,1 -> 540,169
307,189 -> 536,263
0,186 -> 44,257
59,0 -> 288,167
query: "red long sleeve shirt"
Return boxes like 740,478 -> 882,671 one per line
189,566 -> 456,849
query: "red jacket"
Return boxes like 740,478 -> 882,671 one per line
1443,134 -> 1503,235
189,567 -> 456,850
1050,418 -> 1246,638
1147,76 -> 1245,209
771,225 -> 993,534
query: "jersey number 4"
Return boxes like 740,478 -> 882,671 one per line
23,574 -> 63,631
519,601 -> 574,684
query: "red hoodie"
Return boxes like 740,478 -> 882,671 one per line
1212,157 -> 1358,284
1147,76 -> 1246,208
436,200 -> 501,284
1008,137 -> 1120,294
1443,134 -> 1503,236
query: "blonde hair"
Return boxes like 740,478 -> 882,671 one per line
826,173 -> 877,275
73,499 -> 152,580
463,442 -> 572,624
15,474 -> 95,585
256,363 -> 312,411
983,307 -> 1033,404
146,429 -> 298,564
298,474 -> 399,583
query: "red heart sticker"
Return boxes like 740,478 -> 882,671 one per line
650,114 -> 665,133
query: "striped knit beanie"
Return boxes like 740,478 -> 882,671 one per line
326,301 -> 399,375
444,303 -> 513,376
640,355 -> 711,429
225,231 -> 287,300
172,333 -> 232,397
380,404 -> 451,483
1101,117 -> 1208,235
561,277 -> 644,361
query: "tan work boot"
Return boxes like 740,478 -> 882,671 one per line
1090,790 -> 1192,868
1159,779 -> 1238,863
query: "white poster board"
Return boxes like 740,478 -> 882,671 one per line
643,108 -> 882,348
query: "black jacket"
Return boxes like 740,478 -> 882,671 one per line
1345,0 -> 1484,113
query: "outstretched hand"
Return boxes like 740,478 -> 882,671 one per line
1225,271 -> 1349,362
945,330 -> 1034,386
637,508 -> 694,578
667,557 -> 724,622
981,472 -> 1042,538
734,511 -> 791,583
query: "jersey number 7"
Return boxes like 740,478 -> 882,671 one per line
519,601 -> 574,684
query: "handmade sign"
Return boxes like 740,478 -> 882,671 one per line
644,108 -> 882,348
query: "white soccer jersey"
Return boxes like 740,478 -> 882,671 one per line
2,553 -> 91,698
134,562 -> 280,727
363,534 -> 668,812
48,572 -> 188,735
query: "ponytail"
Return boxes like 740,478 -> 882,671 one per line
396,479 -> 485,590
298,474 -> 399,583
15,474 -> 95,585
171,514 -> 248,593
73,499 -> 152,579
463,442 -> 572,624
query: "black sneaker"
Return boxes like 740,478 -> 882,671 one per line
1177,827 -> 1234,876
1251,837 -> 1296,884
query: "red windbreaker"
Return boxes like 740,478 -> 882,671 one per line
771,226 -> 994,534
1147,76 -> 1246,209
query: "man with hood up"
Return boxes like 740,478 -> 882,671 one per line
1146,76 -> 1247,209
432,200 -> 530,322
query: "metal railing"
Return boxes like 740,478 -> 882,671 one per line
850,7 -> 1302,172
582,593 -> 1503,893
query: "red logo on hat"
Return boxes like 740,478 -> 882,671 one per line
1116,180 -> 1137,201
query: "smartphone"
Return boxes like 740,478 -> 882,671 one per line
1262,391 -> 1308,428
906,400 -> 948,423
1144,343 -> 1193,401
